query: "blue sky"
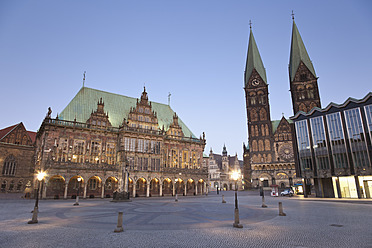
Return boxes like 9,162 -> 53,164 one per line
1,1 -> 371,159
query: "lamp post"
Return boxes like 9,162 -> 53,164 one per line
28,172 -> 45,224
232,171 -> 243,228
260,178 -> 267,208
74,177 -> 81,206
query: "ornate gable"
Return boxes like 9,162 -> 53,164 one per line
0,122 -> 34,146
86,98 -> 112,127
273,117 -> 294,162
126,87 -> 159,130
166,113 -> 184,138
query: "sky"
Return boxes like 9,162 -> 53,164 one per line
1,1 -> 371,159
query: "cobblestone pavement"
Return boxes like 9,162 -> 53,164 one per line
1,191 -> 372,248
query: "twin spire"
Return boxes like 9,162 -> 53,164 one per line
244,28 -> 267,86
245,17 -> 315,84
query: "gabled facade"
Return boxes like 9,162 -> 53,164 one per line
0,122 -> 36,194
34,87 -> 208,199
207,145 -> 244,191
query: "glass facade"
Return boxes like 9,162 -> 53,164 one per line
344,108 -> 370,168
295,120 -> 312,170
326,113 -> 349,169
365,104 -> 372,144
310,116 -> 330,170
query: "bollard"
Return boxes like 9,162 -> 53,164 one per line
222,195 -> 226,203
114,212 -> 124,232
28,206 -> 39,224
279,202 -> 286,216
261,195 -> 267,208
233,208 -> 243,228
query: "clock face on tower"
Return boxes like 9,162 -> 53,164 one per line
252,79 -> 259,86
279,143 -> 294,161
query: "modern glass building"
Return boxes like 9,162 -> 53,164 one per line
291,92 -> 372,198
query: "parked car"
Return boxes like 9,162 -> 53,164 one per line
280,188 -> 294,197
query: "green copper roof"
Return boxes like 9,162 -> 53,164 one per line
271,118 -> 293,134
289,20 -> 316,82
245,29 -> 267,85
59,87 -> 197,138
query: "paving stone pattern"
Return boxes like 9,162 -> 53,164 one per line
0,191 -> 371,248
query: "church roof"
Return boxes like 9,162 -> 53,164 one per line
0,122 -> 36,143
272,118 -> 293,133
59,87 -> 196,138
0,124 -> 18,140
245,29 -> 267,85
289,20 -> 316,82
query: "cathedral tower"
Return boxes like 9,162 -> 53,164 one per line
289,18 -> 321,114
244,27 -> 275,165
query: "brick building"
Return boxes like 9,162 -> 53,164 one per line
0,122 -> 36,195
243,19 -> 320,190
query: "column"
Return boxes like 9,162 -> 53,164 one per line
146,183 -> 150,197
83,183 -> 87,199
173,182 -> 176,196
133,184 -> 136,198
184,183 -> 187,196
101,183 -> 105,199
195,184 -> 198,195
64,183 -> 68,199
42,181 -> 47,199
204,182 -> 207,194
159,183 -> 163,196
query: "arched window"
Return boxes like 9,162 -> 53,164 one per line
258,140 -> 264,151
252,140 -> 258,151
265,139 -> 271,151
250,110 -> 258,122
255,126 -> 259,136
251,126 -> 255,137
306,85 -> 314,99
2,155 -> 16,176
261,125 -> 265,136
265,124 -> 269,136
260,108 -> 267,121
249,92 -> 256,105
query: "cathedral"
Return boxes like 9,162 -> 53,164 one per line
33,87 -> 208,199
243,18 -> 321,190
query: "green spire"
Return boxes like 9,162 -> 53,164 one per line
289,20 -> 316,82
245,28 -> 267,86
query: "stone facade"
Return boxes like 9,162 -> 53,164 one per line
206,146 -> 243,191
0,123 -> 36,195
34,88 -> 208,199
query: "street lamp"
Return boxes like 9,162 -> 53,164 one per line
260,178 -> 267,208
28,171 -> 46,224
232,171 -> 243,228
74,177 -> 82,206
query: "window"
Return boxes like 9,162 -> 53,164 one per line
326,113 -> 349,169
295,120 -> 313,170
365,104 -> 372,144
89,179 -> 97,190
2,155 -> 16,176
344,108 -> 370,167
310,116 -> 330,170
